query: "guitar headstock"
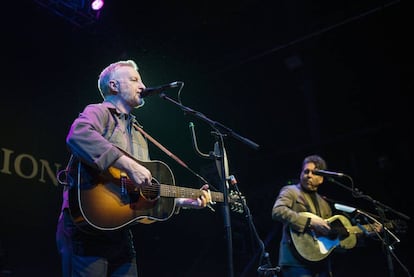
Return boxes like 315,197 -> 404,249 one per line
228,190 -> 246,214
362,218 -> 408,235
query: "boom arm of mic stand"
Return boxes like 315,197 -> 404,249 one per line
212,121 -> 260,150
159,93 -> 260,150
326,177 -> 410,221
326,177 -> 410,277
356,209 -> 401,244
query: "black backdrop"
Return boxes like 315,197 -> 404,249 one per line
0,1 -> 410,276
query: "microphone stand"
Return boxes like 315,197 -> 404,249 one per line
158,93 -> 259,277
326,177 -> 410,277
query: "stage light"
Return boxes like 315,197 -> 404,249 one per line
91,0 -> 104,11
34,0 -> 103,27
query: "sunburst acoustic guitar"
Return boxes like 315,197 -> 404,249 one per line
68,157 -> 244,231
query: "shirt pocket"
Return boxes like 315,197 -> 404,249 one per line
107,124 -> 129,151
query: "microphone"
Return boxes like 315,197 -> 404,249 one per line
334,203 -> 356,213
140,81 -> 182,98
312,169 -> 345,177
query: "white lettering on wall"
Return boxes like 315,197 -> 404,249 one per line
1,147 -> 62,186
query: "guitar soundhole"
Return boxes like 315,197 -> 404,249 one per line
329,219 -> 350,239
139,178 -> 161,202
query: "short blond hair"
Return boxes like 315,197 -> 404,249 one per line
97,60 -> 138,99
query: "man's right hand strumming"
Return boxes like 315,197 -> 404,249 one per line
114,155 -> 152,188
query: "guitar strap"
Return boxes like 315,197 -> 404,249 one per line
57,154 -> 75,188
133,123 -> 189,169
133,123 -> 210,186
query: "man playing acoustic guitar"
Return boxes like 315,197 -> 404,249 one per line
271,155 -> 382,277
56,60 -> 212,277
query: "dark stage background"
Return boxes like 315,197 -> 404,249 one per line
0,1 -> 410,276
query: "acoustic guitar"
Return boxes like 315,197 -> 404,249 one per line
69,158 -> 244,231
290,212 -> 395,262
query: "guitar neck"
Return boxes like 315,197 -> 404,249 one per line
107,161 -> 231,204
347,225 -> 366,235
159,184 -> 224,202
348,222 -> 387,235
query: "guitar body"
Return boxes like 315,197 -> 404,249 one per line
290,212 -> 358,262
69,159 -> 177,231
68,157 -> 244,231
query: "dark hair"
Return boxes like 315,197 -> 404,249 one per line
302,155 -> 327,170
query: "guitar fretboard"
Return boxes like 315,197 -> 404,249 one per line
159,184 -> 224,202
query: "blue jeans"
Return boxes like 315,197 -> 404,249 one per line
56,209 -> 138,277
71,255 -> 137,277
